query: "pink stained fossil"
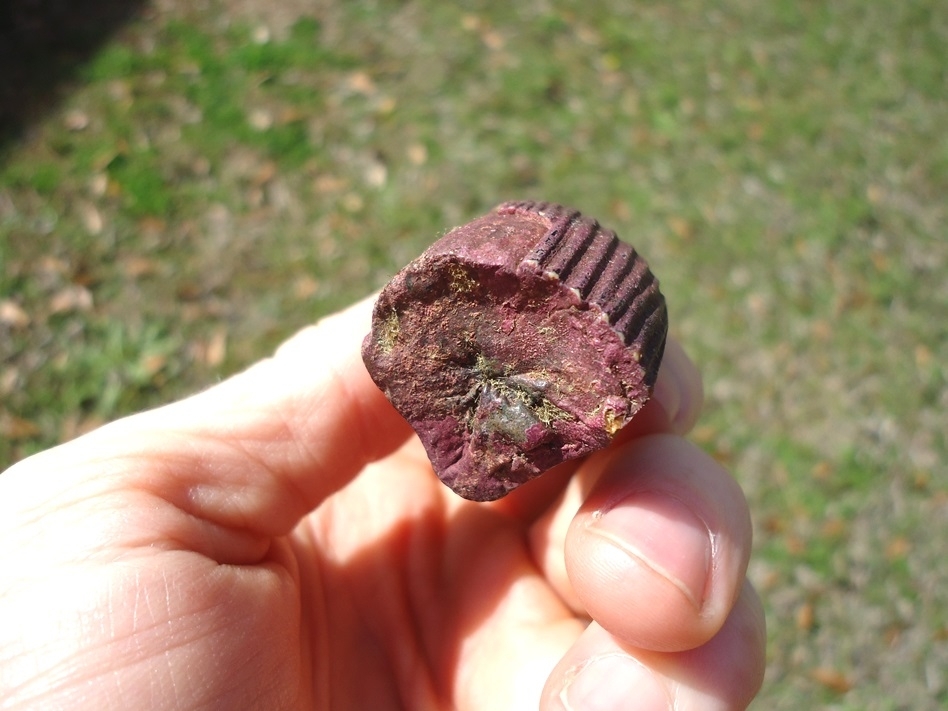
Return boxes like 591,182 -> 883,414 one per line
362,201 -> 668,501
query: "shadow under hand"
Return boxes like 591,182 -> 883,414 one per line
0,0 -> 148,149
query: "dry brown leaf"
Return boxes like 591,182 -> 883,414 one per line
49,285 -> 94,314
347,71 -> 377,95
376,96 -> 397,115
481,28 -> 504,50
205,329 -> 228,367
139,353 -> 168,378
0,412 -> 41,440
341,192 -> 364,212
0,368 -> 19,395
820,517 -> 847,538
406,143 -> 428,166
810,319 -> 833,341
763,515 -> 786,534
121,256 -> 160,278
89,172 -> 108,196
138,216 -> 168,235
78,201 -> 104,235
746,122 -> 765,141
885,536 -> 911,560
314,174 -> 349,193
0,300 -> 30,328
610,199 -> 632,222
912,470 -> 931,490
364,160 -> 387,187
176,283 -> 203,302
810,667 -> 853,694
248,108 -> 273,131
884,624 -> 904,647
253,161 -> 278,186
278,107 -> 304,124
37,256 -> 69,278
460,14 -> 482,32
293,275 -> 321,300
63,108 -> 90,131
667,215 -> 694,240
795,602 -> 815,631
870,250 -> 889,273
811,460 -> 833,480
784,535 -> 806,555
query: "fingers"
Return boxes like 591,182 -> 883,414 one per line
541,581 -> 766,711
443,534 -> 585,711
566,434 -> 752,652
5,296 -> 413,541
524,339 -> 704,605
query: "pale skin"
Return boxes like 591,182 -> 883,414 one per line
0,297 -> 766,710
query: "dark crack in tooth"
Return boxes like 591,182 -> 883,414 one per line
612,263 -> 658,333
565,230 -> 620,300
362,201 -> 669,502
584,240 -> 636,309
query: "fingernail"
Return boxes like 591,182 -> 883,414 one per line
560,653 -> 672,711
588,491 -> 712,609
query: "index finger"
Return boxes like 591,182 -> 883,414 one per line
3,295 -> 413,538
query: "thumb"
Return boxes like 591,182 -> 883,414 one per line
3,296 -> 412,542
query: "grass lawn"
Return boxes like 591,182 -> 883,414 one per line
2,0 -> 946,707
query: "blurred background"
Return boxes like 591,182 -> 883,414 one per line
1,0 -> 945,707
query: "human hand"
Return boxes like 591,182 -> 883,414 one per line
0,296 -> 765,710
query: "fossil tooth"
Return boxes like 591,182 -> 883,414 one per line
362,201 -> 668,501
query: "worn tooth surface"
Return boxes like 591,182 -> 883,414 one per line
362,201 -> 668,502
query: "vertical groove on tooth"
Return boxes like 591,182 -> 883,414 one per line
635,301 -> 668,388
599,252 -> 652,330
585,241 -> 635,305
615,277 -> 661,344
559,222 -> 618,296
540,213 -> 586,277
520,204 -> 583,275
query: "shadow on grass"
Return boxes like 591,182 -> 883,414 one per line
0,0 -> 148,150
